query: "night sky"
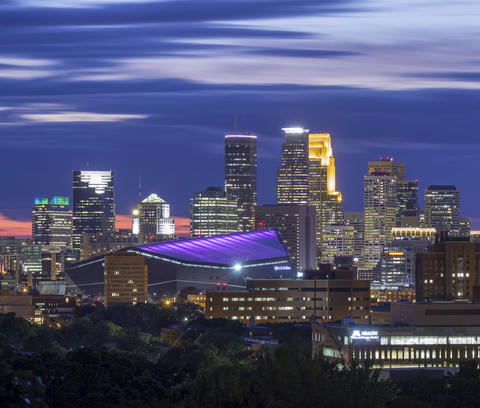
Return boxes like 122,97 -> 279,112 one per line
1,0 -> 480,235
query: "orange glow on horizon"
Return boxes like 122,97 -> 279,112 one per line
0,212 -> 190,238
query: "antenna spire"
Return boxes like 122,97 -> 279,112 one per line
138,175 -> 142,202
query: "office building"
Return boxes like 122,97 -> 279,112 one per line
190,187 -> 238,237
313,302 -> 480,368
459,217 -> 471,239
72,170 -> 115,251
344,212 -> 364,260
424,185 -> 460,235
361,173 -> 397,280
416,241 -> 480,302
132,193 -> 175,240
375,239 -> 431,288
277,127 -> 310,205
308,133 -> 343,255
32,196 -> 72,249
321,225 -> 354,264
370,287 -> 416,304
396,180 -> 418,226
206,277 -> 370,324
255,204 -> 316,270
225,134 -> 257,232
67,230 -> 295,298
391,227 -> 436,243
368,157 -> 405,180
104,253 -> 148,307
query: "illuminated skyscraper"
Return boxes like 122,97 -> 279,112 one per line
277,128 -> 310,205
308,133 -> 343,256
424,186 -> 460,236
32,196 -> 72,249
190,187 -> 238,237
132,193 -> 175,240
344,212 -> 365,260
225,134 -> 257,232
72,170 -> 115,251
396,180 -> 418,226
277,128 -> 343,259
321,225 -> 354,264
368,158 -> 405,180
361,173 -> 397,280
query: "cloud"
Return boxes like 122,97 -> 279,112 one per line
250,48 -> 361,58
174,216 -> 190,237
0,213 -> 31,237
405,71 -> 480,83
115,214 -> 131,230
20,111 -> 148,123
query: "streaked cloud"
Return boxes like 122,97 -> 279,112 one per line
21,111 -> 148,123
0,213 -> 31,237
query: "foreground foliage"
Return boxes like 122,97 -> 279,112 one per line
0,306 -> 480,407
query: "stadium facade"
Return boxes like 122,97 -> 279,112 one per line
66,230 -> 295,298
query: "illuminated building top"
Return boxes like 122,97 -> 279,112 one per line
282,127 -> 310,134
308,132 -> 341,197
141,193 -> 166,204
79,170 -> 113,194
34,196 -> 69,206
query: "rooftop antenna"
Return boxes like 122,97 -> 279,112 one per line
86,161 -> 89,169
234,113 -> 237,132
138,175 -> 142,202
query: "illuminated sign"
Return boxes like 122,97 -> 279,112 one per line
350,330 -> 379,340
274,265 -> 292,271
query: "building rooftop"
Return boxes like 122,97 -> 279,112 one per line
141,193 -> 166,203
137,229 -> 289,266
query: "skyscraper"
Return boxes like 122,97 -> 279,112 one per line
277,127 -> 310,205
344,212 -> 365,260
32,196 -> 72,249
190,187 -> 238,237
396,179 -> 419,226
224,134 -> 257,232
255,204 -> 316,271
321,225 -> 354,264
132,193 -> 175,240
368,157 -> 405,180
72,170 -> 115,251
368,157 -> 418,227
308,133 -> 343,256
361,173 -> 397,280
424,186 -> 460,235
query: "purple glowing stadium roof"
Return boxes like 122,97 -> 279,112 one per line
137,230 -> 288,266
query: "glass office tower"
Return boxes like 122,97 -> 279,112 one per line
72,170 -> 115,251
32,196 -> 72,249
225,134 -> 257,232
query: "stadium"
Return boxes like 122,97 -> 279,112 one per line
66,229 -> 295,298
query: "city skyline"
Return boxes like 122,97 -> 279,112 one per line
0,129 -> 477,237
2,0 -> 480,233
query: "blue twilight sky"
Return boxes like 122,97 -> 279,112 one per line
1,0 -> 480,228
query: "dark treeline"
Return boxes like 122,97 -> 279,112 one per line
1,303 -> 480,407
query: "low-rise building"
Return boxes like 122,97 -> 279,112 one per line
104,253 -> 148,307
313,302 -> 480,368
206,277 -> 370,324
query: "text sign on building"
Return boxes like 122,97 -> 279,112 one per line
350,330 -> 379,341
274,265 -> 292,271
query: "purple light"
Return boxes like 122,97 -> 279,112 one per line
138,230 -> 287,265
